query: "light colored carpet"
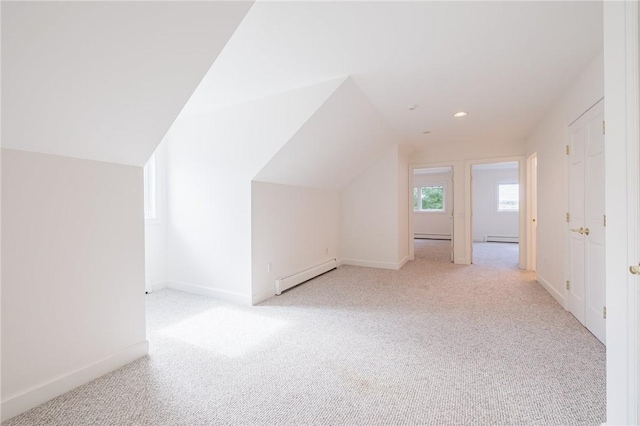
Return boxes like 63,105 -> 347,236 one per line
4,256 -> 605,425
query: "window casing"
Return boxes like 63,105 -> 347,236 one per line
413,185 -> 445,212
497,183 -> 519,212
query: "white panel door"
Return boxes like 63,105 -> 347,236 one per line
584,103 -> 606,344
568,100 -> 606,344
568,123 -> 586,324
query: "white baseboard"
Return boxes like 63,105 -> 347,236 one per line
150,281 -> 169,292
166,281 -> 251,306
252,288 -> 276,305
339,257 -> 407,270
536,274 -> 566,307
1,340 -> 149,422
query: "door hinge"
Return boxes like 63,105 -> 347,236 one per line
602,120 -> 606,135
565,145 -> 570,155
603,215 -> 607,227
603,306 -> 607,320
566,280 -> 570,290
566,212 -> 570,223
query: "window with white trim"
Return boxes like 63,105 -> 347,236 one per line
497,183 -> 519,212
144,154 -> 157,220
413,185 -> 445,212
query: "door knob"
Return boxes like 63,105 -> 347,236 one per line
630,264 -> 640,275
570,227 -> 584,234
584,228 -> 590,236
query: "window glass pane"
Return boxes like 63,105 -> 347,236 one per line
413,187 -> 419,211
421,186 -> 444,211
498,183 -> 519,211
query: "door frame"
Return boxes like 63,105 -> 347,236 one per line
408,162 -> 455,262
465,156 -> 526,269
526,153 -> 538,272
604,1 -> 639,423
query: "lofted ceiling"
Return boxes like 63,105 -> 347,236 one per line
2,1 -> 253,166
182,1 -> 603,150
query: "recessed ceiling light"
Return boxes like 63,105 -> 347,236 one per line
408,104 -> 418,111
453,111 -> 468,118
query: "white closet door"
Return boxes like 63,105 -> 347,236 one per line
567,99 -> 606,344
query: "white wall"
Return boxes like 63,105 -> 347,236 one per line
251,182 -> 341,304
144,140 -> 168,291
411,139 -> 526,264
412,170 -> 453,237
472,168 -> 520,242
525,51 -> 603,306
342,146 -> 408,269
1,149 -> 147,421
164,79 -> 343,304
397,146 -> 410,263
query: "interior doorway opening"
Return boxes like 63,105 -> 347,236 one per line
471,161 -> 521,269
410,165 -> 454,264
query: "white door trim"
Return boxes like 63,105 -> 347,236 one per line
526,153 -> 537,272
604,1 -> 639,423
464,155 -> 526,269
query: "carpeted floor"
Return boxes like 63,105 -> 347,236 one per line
4,251 -> 605,425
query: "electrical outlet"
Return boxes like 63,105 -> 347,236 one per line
267,263 -> 272,273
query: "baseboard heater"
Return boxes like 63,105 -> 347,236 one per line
484,235 -> 519,243
414,233 -> 451,240
275,259 -> 337,295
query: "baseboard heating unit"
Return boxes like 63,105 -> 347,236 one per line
275,259 -> 337,295
414,233 -> 451,240
484,235 -> 519,243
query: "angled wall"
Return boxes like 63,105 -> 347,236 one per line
251,78 -> 403,302
2,1 -> 252,166
163,79 -> 345,304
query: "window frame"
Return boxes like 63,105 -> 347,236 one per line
496,181 -> 519,213
413,183 -> 447,213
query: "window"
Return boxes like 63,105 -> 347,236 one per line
413,185 -> 445,212
144,154 -> 157,220
497,183 -> 519,212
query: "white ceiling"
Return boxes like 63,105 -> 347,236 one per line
2,1 -> 252,166
181,1 -> 603,149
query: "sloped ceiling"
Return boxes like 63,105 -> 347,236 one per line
2,1 -> 253,166
254,78 -> 398,190
181,1 -> 602,149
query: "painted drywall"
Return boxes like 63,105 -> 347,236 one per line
255,78 -> 396,190
397,146 -> 410,263
472,168 -> 520,242
411,139 -> 526,265
412,170 -> 453,237
342,146 -> 406,269
525,51 -> 603,306
144,139 -> 168,292
2,1 -> 252,166
164,79 -> 344,304
1,149 -> 146,420
251,182 -> 341,304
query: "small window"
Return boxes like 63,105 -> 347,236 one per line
497,183 -> 519,212
144,154 -> 157,220
414,185 -> 445,212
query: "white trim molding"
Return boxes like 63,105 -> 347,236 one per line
339,257 -> 409,270
536,275 -> 565,308
604,1 -> 639,424
166,281 -> 252,306
1,341 -> 149,422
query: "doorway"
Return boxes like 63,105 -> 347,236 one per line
526,153 -> 538,272
410,166 -> 454,263
471,161 -> 520,268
